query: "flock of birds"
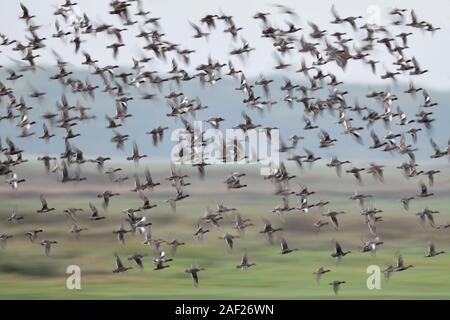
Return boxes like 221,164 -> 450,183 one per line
0,1 -> 448,294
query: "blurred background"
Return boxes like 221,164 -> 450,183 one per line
0,0 -> 449,299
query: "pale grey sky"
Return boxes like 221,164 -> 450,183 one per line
1,0 -> 449,89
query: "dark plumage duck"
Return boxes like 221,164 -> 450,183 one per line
167,239 -> 185,256
113,253 -> 132,273
393,254 -> 413,272
113,223 -> 130,246
40,240 -> 58,256
97,190 -> 120,209
259,219 -> 283,244
322,210 -> 345,230
7,208 -> 24,223
128,253 -> 146,269
24,229 -> 43,243
417,181 -> 433,198
280,238 -> 298,254
329,280 -> 346,295
88,203 -> 105,221
425,241 -> 444,257
126,142 -> 147,163
219,233 -> 239,252
313,266 -> 330,282
331,241 -> 351,261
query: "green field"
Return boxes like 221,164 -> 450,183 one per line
0,161 -> 449,299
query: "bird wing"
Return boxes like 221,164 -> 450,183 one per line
89,202 -> 98,216
330,4 -> 341,20
303,148 -> 313,157
5,137 -> 16,151
191,272 -> 199,286
335,241 -> 343,253
145,168 -> 153,184
62,161 -> 69,178
115,253 -> 124,268
189,21 -> 201,34
333,282 -> 339,294
396,254 -> 404,268
420,182 -> 427,194
136,257 -> 144,269
331,215 -> 339,229
20,3 -> 29,16
308,21 -> 320,32
428,241 -> 435,255
44,242 -> 51,256
429,138 -> 440,153
226,235 -> 233,250
133,142 -> 139,157
40,194 -> 48,208
281,238 -> 288,251
242,252 -> 248,265
370,130 -> 380,144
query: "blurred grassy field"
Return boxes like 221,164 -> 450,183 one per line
0,160 -> 449,299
